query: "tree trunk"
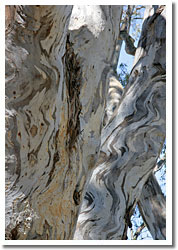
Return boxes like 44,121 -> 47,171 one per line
5,5 -> 122,240
74,5 -> 166,240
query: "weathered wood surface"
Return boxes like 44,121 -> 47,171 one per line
5,5 -> 122,240
74,5 -> 166,240
96,75 -> 166,240
103,76 -> 166,240
138,173 -> 166,240
5,5 -> 73,240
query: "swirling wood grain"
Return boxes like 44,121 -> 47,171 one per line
5,5 -> 122,240
74,5 -> 166,240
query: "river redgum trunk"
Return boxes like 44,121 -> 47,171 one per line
5,5 -> 122,240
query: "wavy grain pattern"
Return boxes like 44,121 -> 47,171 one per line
138,173 -> 166,239
74,5 -> 166,240
5,5 -> 74,240
5,5 -> 122,240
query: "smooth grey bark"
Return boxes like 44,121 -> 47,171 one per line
74,5 -> 166,240
5,5 -> 122,240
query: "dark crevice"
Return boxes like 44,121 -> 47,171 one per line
45,150 -> 60,188
65,34 -> 82,151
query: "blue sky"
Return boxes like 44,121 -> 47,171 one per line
117,41 -> 135,74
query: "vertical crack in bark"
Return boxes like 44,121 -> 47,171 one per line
65,35 -> 82,151
45,151 -> 60,187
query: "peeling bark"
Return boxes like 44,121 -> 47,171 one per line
74,5 -> 166,240
5,5 -> 122,240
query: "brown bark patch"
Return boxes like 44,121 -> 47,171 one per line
5,6 -> 16,31
30,125 -> 38,137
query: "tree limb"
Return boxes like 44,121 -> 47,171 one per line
138,173 -> 166,240
103,76 -> 166,240
119,30 -> 136,55
131,222 -> 145,240
74,5 -> 166,240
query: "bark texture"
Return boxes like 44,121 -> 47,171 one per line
5,5 -> 122,240
100,75 -> 166,240
138,173 -> 166,239
74,5 -> 166,240
5,5 -> 73,240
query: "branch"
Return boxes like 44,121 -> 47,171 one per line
138,173 -> 166,239
74,5 -> 166,240
136,6 -> 145,11
112,6 -> 135,72
119,30 -> 136,55
154,157 -> 166,173
132,222 -> 145,240
103,77 -> 166,240
132,17 -> 144,20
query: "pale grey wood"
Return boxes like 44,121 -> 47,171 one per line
74,5 -> 166,240
5,5 -> 74,240
98,75 -> 166,240
5,5 -> 122,240
138,173 -> 166,240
